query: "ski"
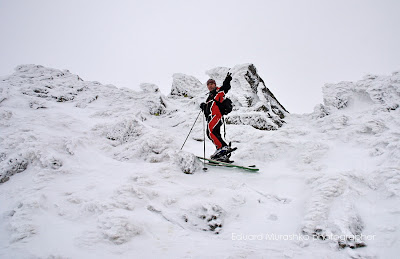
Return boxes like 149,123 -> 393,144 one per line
197,156 -> 259,172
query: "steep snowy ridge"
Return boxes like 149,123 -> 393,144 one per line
0,64 -> 399,258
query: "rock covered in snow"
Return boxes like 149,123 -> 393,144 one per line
140,83 -> 160,93
206,64 -> 289,130
312,70 -> 400,168
169,73 -> 204,98
173,150 -> 202,174
322,71 -> 400,111
140,83 -> 169,115
0,64 -> 98,108
0,154 -> 29,183
0,64 -> 174,183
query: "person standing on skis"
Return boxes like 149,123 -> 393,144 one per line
200,72 -> 234,161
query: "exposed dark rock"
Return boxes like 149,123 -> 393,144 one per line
0,157 -> 29,184
183,204 -> 225,234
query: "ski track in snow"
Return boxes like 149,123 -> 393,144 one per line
0,64 -> 399,258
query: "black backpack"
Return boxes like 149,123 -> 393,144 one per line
214,97 -> 233,115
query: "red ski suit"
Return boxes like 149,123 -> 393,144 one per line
203,81 -> 231,149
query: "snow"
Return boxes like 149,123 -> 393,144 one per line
0,64 -> 400,258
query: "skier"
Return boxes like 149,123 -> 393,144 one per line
200,72 -> 234,162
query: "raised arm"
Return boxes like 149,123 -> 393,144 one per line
219,72 -> 232,94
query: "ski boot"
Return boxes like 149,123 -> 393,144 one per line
210,145 -> 235,162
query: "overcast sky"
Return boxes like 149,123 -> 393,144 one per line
1,0 -> 399,113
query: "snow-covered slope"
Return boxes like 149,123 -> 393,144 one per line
0,64 -> 399,258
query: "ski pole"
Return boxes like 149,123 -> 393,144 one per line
202,110 -> 207,171
180,110 -> 202,150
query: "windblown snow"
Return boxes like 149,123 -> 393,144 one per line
0,64 -> 399,258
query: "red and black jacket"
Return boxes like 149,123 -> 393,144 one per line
204,79 -> 231,120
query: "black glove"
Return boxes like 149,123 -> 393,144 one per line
200,102 -> 206,111
224,72 -> 232,83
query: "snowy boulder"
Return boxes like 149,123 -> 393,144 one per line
322,71 -> 400,111
0,64 -> 107,113
311,70 -> 400,167
206,63 -> 288,130
139,83 -> 169,115
170,73 -> 204,98
140,88 -> 168,116
146,95 -> 168,116
0,154 -> 29,183
173,151 -> 201,174
140,83 -> 160,93
312,104 -> 331,119
4,64 -> 97,106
